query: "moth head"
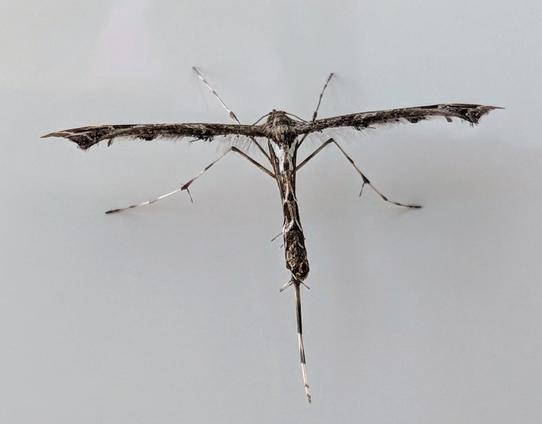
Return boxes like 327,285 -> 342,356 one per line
266,110 -> 295,127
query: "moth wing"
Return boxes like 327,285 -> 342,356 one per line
42,122 -> 266,150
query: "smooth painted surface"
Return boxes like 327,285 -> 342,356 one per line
1,1 -> 541,422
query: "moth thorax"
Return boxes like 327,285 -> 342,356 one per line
266,110 -> 297,144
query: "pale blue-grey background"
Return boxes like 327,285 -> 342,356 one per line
1,1 -> 541,423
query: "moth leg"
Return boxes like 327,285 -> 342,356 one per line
279,277 -> 312,402
192,66 -> 271,161
296,138 -> 421,209
294,278 -> 311,403
105,147 -> 274,214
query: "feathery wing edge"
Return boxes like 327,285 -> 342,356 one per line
296,103 -> 503,134
41,123 -> 266,150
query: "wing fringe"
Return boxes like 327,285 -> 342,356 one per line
41,123 -> 265,150
297,103 -> 503,135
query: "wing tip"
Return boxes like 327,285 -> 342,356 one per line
478,104 -> 504,111
40,130 -> 98,150
461,104 -> 503,125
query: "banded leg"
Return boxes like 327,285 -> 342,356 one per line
105,146 -> 274,214
293,278 -> 311,403
297,138 -> 421,209
192,66 -> 271,161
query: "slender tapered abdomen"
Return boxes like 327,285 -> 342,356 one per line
269,142 -> 310,280
281,184 -> 309,281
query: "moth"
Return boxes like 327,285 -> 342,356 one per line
43,67 -> 500,402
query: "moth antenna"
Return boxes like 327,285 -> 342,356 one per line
312,72 -> 334,122
192,66 -> 240,123
297,72 -> 335,149
293,279 -> 312,403
192,66 -> 271,161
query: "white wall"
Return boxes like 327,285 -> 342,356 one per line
1,1 -> 541,423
